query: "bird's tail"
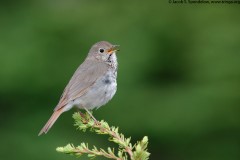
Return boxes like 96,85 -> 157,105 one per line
38,109 -> 63,136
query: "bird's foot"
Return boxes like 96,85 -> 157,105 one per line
83,107 -> 100,125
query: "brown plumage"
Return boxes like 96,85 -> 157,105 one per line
38,41 -> 119,136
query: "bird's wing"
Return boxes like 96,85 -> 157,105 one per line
54,59 -> 108,111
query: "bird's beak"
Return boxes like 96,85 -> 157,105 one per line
107,45 -> 120,54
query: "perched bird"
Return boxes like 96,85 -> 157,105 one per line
38,41 -> 119,136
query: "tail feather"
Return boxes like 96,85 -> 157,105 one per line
38,109 -> 63,136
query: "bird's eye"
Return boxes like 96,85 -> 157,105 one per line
99,48 -> 104,53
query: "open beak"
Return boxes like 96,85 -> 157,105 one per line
107,45 -> 120,54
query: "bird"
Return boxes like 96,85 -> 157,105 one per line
38,41 -> 119,136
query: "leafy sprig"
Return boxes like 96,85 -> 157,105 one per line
56,112 -> 150,160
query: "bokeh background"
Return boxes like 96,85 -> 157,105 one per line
0,1 -> 240,160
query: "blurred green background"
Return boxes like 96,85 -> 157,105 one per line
0,1 -> 240,160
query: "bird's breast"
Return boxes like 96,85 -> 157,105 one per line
73,69 -> 117,110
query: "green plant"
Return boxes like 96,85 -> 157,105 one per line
57,112 -> 150,160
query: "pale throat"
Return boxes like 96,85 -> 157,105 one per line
94,53 -> 118,69
107,53 -> 118,70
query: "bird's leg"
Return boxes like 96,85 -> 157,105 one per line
75,108 -> 85,118
83,107 -> 98,123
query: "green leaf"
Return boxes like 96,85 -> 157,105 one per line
57,112 -> 150,160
